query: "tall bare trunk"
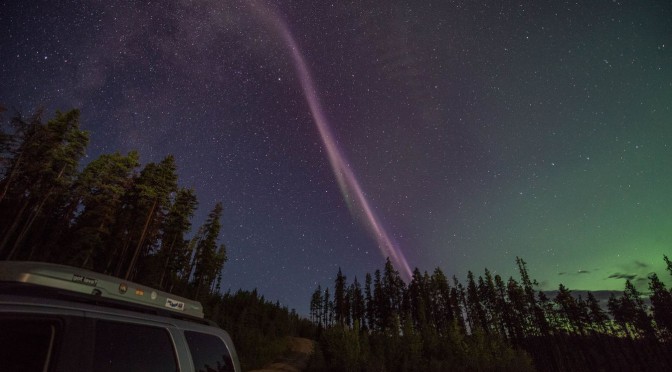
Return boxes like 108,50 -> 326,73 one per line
0,199 -> 29,258
7,166 -> 66,260
0,150 -> 24,204
112,239 -> 130,276
8,196 -> 48,260
124,198 -> 157,280
158,235 -> 178,289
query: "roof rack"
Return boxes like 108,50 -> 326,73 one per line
0,261 -> 204,319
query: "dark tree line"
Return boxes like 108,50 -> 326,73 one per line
309,257 -> 672,371
0,108 -> 227,300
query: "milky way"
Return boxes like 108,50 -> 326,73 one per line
249,1 -> 413,281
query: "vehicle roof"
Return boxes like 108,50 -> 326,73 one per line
0,261 -> 205,320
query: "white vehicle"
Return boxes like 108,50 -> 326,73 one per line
0,261 -> 240,372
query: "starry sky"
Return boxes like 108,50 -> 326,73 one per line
2,0 -> 671,314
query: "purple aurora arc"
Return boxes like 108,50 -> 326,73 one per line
249,2 -> 413,281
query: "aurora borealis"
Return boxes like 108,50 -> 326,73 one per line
251,0 -> 414,281
1,0 -> 671,313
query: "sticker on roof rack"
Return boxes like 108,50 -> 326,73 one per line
72,274 -> 98,287
165,298 -> 185,311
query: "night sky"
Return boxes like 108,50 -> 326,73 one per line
2,0 -> 671,314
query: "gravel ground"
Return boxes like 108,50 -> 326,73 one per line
248,337 -> 314,372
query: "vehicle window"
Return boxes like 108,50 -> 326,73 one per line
184,331 -> 235,372
93,320 -> 177,372
0,319 -> 58,372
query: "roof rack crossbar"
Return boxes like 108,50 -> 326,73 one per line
0,261 -> 204,319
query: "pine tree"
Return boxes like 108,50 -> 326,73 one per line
323,287 -> 332,327
607,280 -> 655,339
0,108 -> 45,204
574,295 -> 590,336
65,151 -> 139,269
554,284 -> 580,334
382,258 -> 405,329
157,188 -> 198,289
310,285 -> 323,325
585,292 -> 609,334
506,277 -> 527,341
344,282 -> 353,327
453,275 -> 468,333
494,274 -> 515,340
623,280 -> 655,338
192,202 -> 225,299
429,267 -> 454,334
608,293 -> 633,339
538,290 -> 558,335
648,273 -> 672,339
0,109 -> 88,259
107,155 -> 178,278
350,277 -> 365,330
123,155 -> 178,279
408,268 -> 427,329
334,268 -> 347,326
364,273 -> 374,331
373,269 -> 385,331
466,271 -> 487,333
209,243 -> 228,294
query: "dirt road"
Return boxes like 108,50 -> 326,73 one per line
248,337 -> 314,372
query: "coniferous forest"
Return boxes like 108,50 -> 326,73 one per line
307,257 -> 672,371
2,108 -> 672,371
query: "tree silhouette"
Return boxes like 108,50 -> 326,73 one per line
65,151 -> 139,269
648,273 -> 672,339
0,109 -> 88,259
334,268 -> 347,326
